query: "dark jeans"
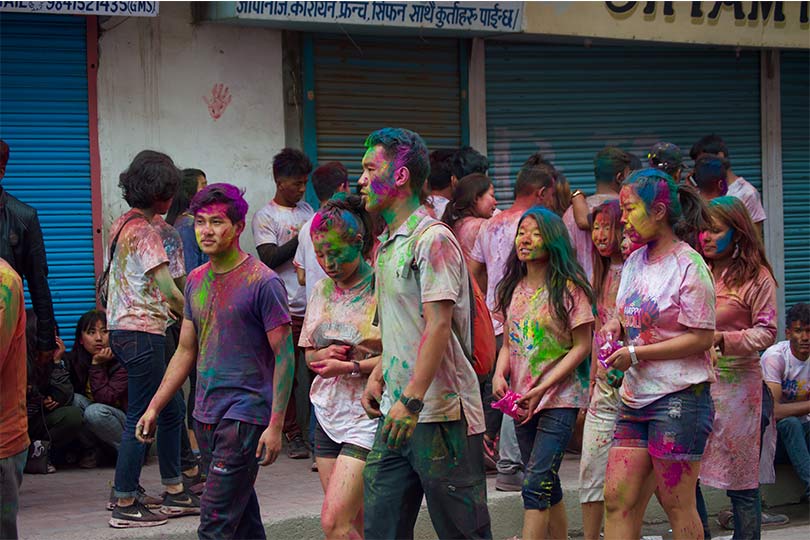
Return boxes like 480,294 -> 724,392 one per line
363,414 -> 492,540
514,407 -> 578,510
111,330 -> 184,498
775,416 -> 810,497
195,419 -> 265,540
0,449 -> 27,540
165,323 -> 200,473
481,334 -> 504,440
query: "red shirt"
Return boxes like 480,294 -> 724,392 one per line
0,258 -> 29,458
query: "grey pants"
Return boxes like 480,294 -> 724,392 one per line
0,448 -> 27,540
73,394 -> 126,451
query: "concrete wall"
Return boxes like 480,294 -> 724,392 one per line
97,2 -> 285,252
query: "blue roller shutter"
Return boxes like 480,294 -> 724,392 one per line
486,43 -> 761,205
780,50 -> 810,309
0,13 -> 95,348
310,34 -> 462,185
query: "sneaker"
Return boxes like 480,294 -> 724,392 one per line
160,488 -> 201,518
188,481 -> 205,496
311,458 -> 318,472
287,434 -> 310,459
761,512 -> 789,526
107,485 -> 163,511
182,466 -> 205,490
495,470 -> 524,492
717,510 -> 734,530
109,499 -> 168,528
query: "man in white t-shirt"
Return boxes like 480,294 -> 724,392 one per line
689,134 -> 766,234
469,152 -> 557,492
252,147 -> 314,459
424,149 -> 454,220
762,302 -> 810,501
293,162 -> 350,303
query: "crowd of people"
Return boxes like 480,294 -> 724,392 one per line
0,130 -> 808,540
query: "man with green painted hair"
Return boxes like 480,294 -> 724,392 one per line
137,183 -> 295,539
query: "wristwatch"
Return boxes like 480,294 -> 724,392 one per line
400,395 -> 424,414
350,360 -> 361,377
628,345 -> 639,366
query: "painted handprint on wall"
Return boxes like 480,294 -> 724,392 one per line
203,83 -> 232,120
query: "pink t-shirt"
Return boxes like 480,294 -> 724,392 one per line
470,207 -> 524,336
616,241 -> 717,408
727,176 -> 766,224
506,280 -> 594,411
106,209 -> 172,335
454,216 -> 486,260
563,193 -> 618,284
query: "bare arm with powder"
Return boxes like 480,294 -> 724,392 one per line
491,340 -> 512,399
256,324 -> 295,466
305,346 -> 380,378
468,259 -> 488,295
604,328 -> 714,371
572,193 -> 590,230
149,262 -> 184,315
382,300 -> 454,449
767,381 -> 810,421
136,318 -> 198,442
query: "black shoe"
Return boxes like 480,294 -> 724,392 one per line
107,485 -> 163,511
109,500 -> 168,528
160,489 -> 201,518
287,434 -> 310,459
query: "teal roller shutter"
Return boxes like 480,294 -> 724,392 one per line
780,50 -> 810,309
311,34 -> 462,184
0,13 -> 95,349
486,43 -> 761,205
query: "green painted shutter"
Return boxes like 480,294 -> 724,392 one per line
485,43 -> 761,205
0,13 -> 94,349
780,50 -> 810,309
310,34 -> 462,184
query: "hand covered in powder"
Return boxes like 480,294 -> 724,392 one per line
361,367 -> 384,419
382,401 -> 418,449
492,372 -> 509,399
256,424 -> 282,466
598,319 -> 622,344
604,347 -> 632,372
311,359 -> 351,378
516,388 -> 542,426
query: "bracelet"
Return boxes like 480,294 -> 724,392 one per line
628,345 -> 639,366
572,190 -> 585,199
350,360 -> 361,376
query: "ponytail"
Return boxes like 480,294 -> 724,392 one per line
674,183 -> 710,249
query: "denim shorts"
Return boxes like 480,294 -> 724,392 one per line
313,419 -> 369,461
613,383 -> 715,462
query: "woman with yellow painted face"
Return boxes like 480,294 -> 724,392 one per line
601,169 -> 715,540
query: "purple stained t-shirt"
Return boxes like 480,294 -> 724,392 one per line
184,255 -> 291,426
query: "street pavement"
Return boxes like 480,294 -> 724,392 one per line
16,450 -> 809,540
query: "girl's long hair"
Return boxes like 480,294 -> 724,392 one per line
624,168 -> 710,249
166,168 -> 206,225
590,199 -> 622,301
496,206 -> 596,329
311,194 -> 374,258
441,173 -> 492,228
705,196 -> 776,289
70,310 -> 107,365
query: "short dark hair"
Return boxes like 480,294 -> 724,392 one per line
514,152 -> 556,198
594,147 -> 631,184
365,128 -> 430,193
189,182 -> 249,224
118,150 -> 181,209
0,139 -> 9,169
786,303 -> 810,328
273,148 -> 313,180
693,155 -> 730,191
690,134 -> 729,160
627,152 -> 642,171
428,149 -> 455,191
167,168 -> 207,225
451,146 -> 489,181
312,161 -> 349,202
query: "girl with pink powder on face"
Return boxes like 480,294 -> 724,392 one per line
299,195 -> 381,540
694,196 -> 777,540
601,168 -> 716,540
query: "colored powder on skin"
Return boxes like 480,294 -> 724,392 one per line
715,228 -> 734,255
661,461 -> 691,489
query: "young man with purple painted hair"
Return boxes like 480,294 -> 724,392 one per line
137,183 -> 296,539
358,127 -> 492,539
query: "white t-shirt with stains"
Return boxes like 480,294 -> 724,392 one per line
762,340 -> 810,423
728,176 -> 766,224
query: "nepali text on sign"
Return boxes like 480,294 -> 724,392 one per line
0,1 -> 158,16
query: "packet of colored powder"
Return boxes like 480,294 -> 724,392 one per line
596,333 -> 624,369
491,390 -> 524,420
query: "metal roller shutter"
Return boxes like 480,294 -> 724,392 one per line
311,34 -> 462,184
0,13 -> 95,348
486,43 -> 761,206
780,50 -> 810,309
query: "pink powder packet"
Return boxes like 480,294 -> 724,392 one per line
491,390 -> 523,420
597,339 -> 624,369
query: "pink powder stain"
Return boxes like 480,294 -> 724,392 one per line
662,461 -> 691,489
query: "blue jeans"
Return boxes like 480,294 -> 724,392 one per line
111,330 -> 184,498
696,484 -> 761,540
514,408 -> 578,510
775,416 -> 810,497
195,419 -> 265,540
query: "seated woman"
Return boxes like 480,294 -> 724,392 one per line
66,310 -> 128,468
25,310 -> 83,472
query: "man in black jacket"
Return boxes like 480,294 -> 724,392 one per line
0,139 -> 56,363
